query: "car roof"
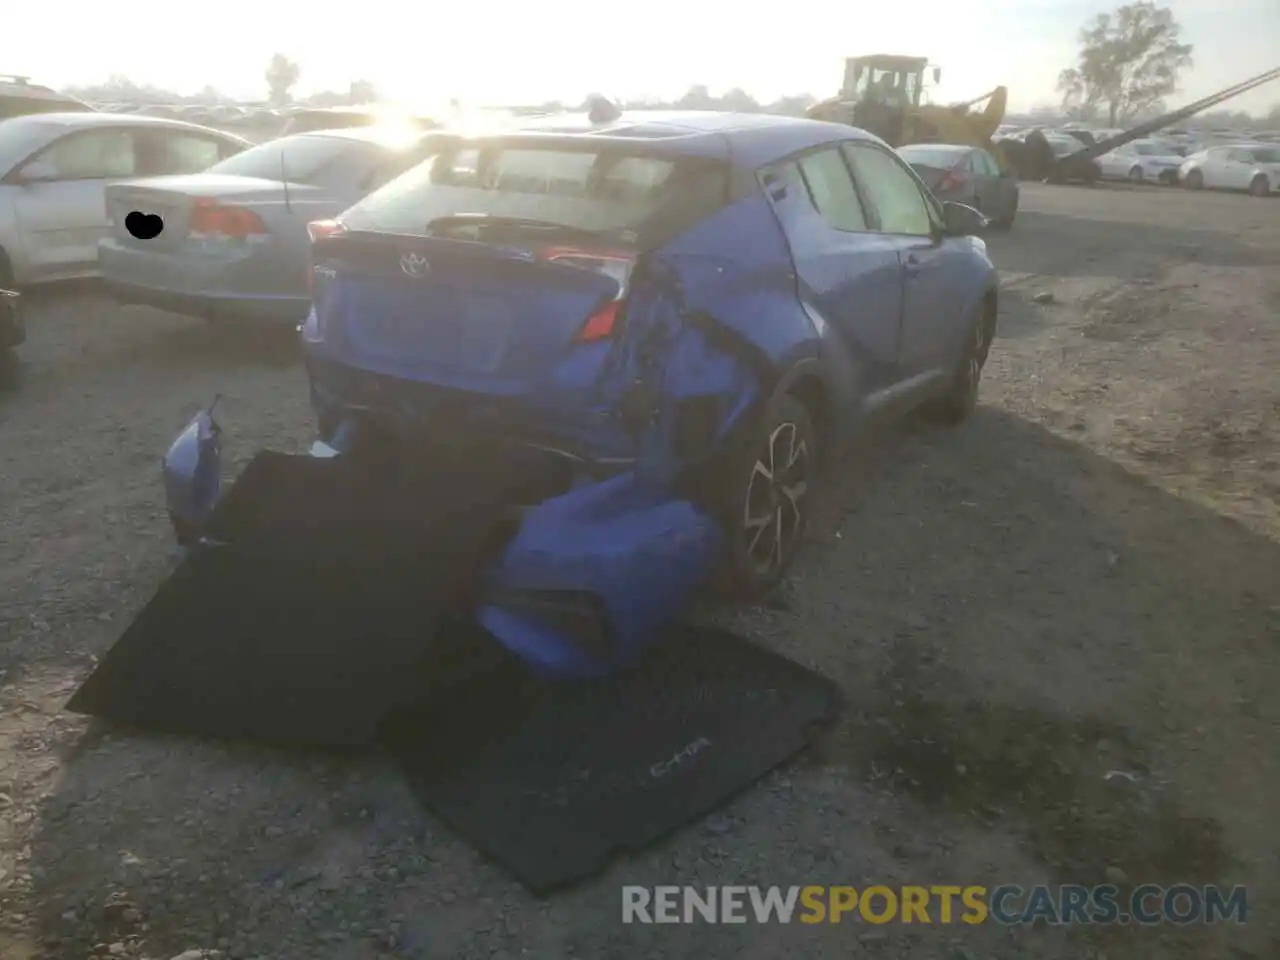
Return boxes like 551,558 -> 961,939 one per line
490,110 -> 885,168
0,111 -> 247,136
899,143 -> 972,153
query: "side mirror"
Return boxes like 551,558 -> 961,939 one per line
942,200 -> 987,237
17,159 -> 57,183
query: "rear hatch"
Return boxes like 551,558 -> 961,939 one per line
314,227 -> 628,389
307,138 -> 734,441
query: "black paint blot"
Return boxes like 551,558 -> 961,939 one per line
125,211 -> 164,241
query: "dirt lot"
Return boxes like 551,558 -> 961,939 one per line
1,183 -> 1277,960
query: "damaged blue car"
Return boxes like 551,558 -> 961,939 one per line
161,109 -> 999,681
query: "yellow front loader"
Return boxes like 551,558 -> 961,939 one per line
807,55 -> 1007,155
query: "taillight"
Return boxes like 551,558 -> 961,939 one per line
307,219 -> 346,243
537,246 -> 635,343
306,220 -> 346,293
937,169 -> 970,192
190,199 -> 266,238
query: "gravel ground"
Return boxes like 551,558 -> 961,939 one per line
0,182 -> 1277,960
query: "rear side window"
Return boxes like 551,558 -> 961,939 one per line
283,112 -> 374,135
796,148 -> 869,232
841,143 -> 934,237
142,130 -> 228,175
341,141 -> 730,246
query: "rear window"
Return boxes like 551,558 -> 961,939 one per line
284,112 -> 376,135
897,146 -> 966,168
1246,147 -> 1280,163
1,94 -> 94,121
340,141 -> 730,245
205,134 -> 372,185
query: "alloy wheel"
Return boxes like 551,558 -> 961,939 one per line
966,318 -> 990,396
742,421 -> 810,577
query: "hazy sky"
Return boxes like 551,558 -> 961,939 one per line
10,0 -> 1279,114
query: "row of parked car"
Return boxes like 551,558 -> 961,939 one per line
994,122 -> 1280,195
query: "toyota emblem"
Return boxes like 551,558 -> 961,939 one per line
400,252 -> 430,278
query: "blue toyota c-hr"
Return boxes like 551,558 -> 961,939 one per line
164,108 -> 999,680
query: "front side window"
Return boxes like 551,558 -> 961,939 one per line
796,147 -> 869,232
842,143 -> 934,236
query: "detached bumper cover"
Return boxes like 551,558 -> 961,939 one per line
161,408 -> 720,680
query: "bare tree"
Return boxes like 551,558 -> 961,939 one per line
1057,1 -> 1193,126
265,54 -> 301,107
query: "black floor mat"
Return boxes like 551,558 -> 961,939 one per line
66,451 -> 527,747
381,622 -> 842,893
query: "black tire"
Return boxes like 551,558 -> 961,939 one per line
0,250 -> 25,382
1184,169 -> 1204,191
924,304 -> 994,426
990,194 -> 1018,231
1128,165 -> 1145,183
714,393 -> 817,599
1249,175 -> 1270,197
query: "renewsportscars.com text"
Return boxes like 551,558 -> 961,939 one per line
621,884 -> 1248,925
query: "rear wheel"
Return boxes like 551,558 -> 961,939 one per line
1184,169 -> 1204,190
1249,175 -> 1271,197
715,393 -> 817,599
0,249 -> 24,387
990,193 -> 1018,231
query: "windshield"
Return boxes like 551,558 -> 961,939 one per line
205,134 -> 372,185
341,141 -> 730,245
1246,147 -> 1280,163
898,146 -> 966,168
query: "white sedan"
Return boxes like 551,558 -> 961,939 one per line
1096,139 -> 1184,184
0,112 -> 249,287
1179,143 -> 1280,196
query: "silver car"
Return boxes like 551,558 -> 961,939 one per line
1096,138 -> 1185,184
1179,143 -> 1280,196
0,112 -> 250,288
896,143 -> 1020,229
99,127 -> 447,327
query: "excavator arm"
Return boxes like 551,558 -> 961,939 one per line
1050,65 -> 1280,169
959,85 -> 1007,141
